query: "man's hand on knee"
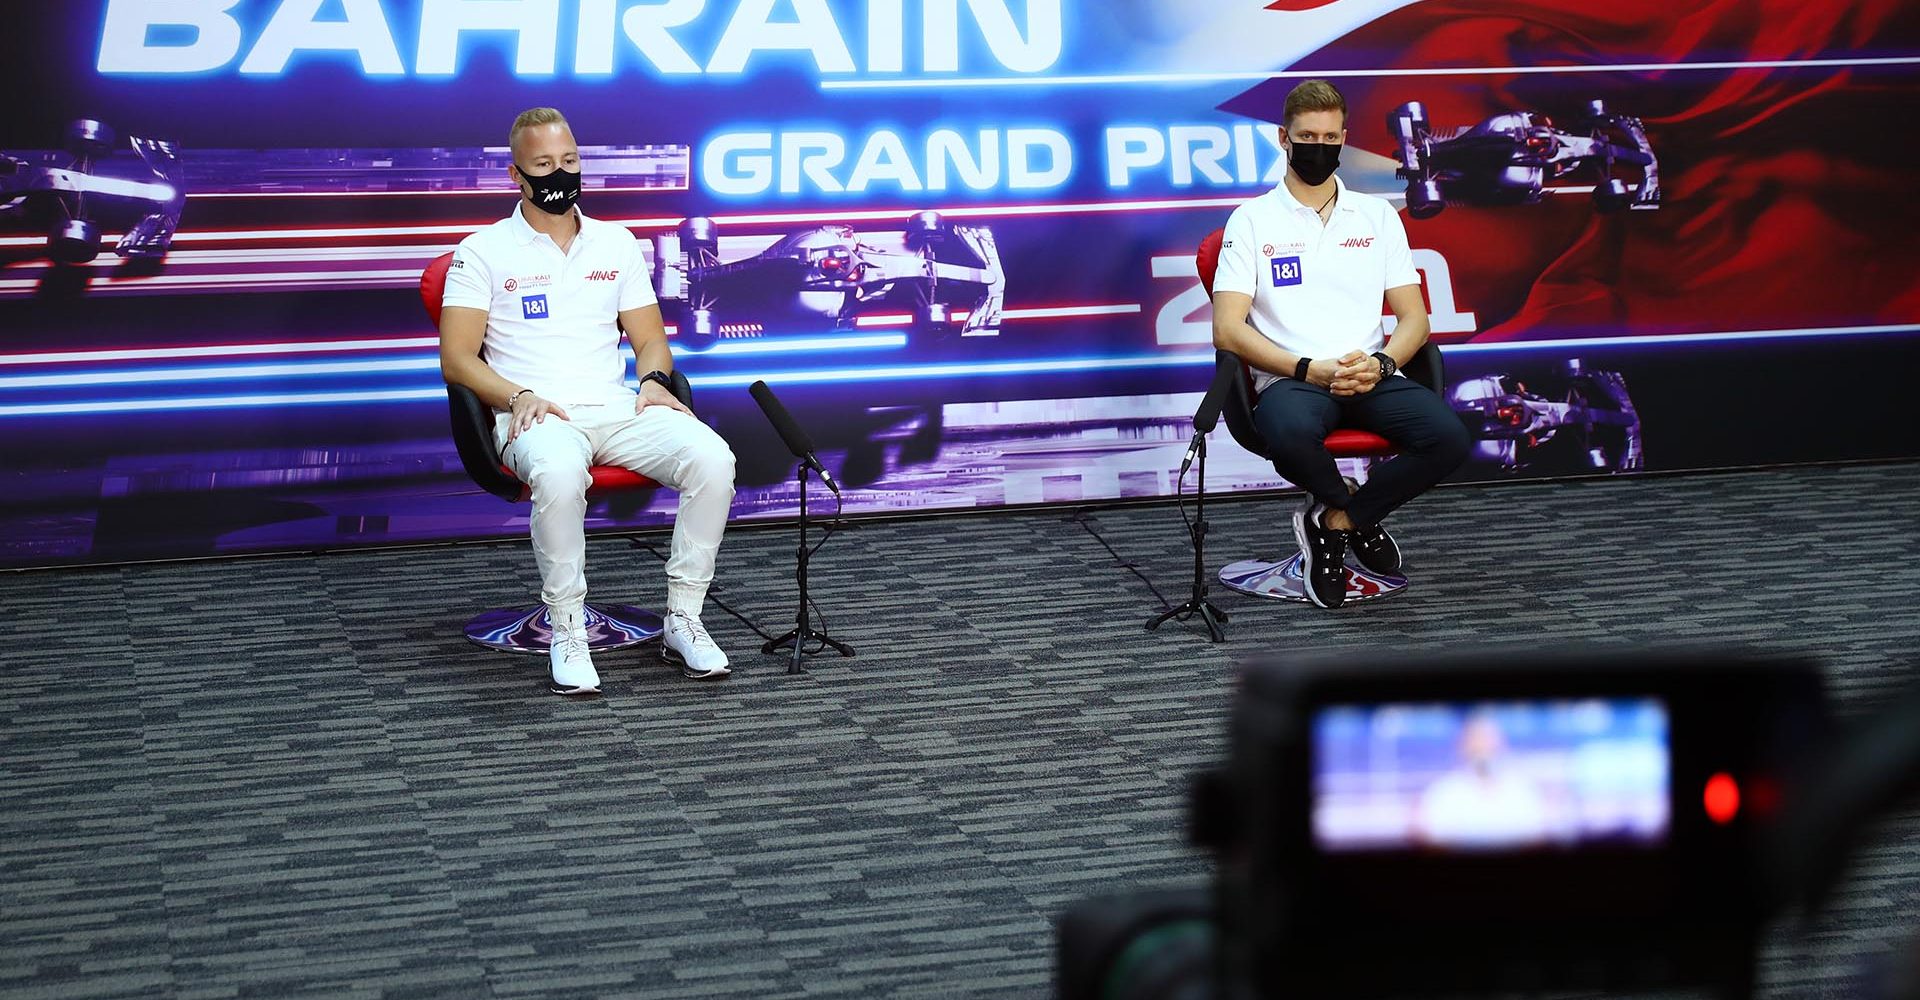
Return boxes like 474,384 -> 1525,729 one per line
509,393 -> 570,441
635,380 -> 693,417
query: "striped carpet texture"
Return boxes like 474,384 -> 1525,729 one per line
3,463 -> 1917,999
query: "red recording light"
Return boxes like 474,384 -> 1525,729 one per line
1704,773 -> 1740,824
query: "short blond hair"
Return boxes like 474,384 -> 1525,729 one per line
1283,80 -> 1347,128
509,107 -> 570,155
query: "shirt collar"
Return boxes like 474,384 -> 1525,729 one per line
508,202 -> 590,246
1272,173 -> 1351,216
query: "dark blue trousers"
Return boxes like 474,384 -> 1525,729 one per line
1252,376 -> 1471,529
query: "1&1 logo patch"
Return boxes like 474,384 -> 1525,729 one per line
1270,256 -> 1303,287
521,294 -> 549,320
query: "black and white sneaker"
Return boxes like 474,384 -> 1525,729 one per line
1349,520 -> 1402,575
1291,502 -> 1349,609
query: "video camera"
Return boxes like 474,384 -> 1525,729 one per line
1059,651 -> 1920,1000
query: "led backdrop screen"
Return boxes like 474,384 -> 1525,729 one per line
2,1 -> 1916,566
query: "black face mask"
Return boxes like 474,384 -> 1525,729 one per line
1288,141 -> 1342,186
519,165 -> 581,215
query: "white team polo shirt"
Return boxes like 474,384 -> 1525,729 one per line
442,205 -> 658,409
1213,175 -> 1422,394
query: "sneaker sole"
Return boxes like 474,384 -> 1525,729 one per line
548,680 -> 601,697
1291,507 -> 1339,610
661,644 -> 732,681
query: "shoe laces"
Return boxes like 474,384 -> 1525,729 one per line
1309,509 -> 1346,579
554,620 -> 591,660
670,610 -> 715,649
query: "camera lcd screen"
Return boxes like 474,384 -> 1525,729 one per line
1312,699 -> 1670,852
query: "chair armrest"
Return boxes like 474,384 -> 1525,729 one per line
1215,348 -> 1275,462
445,383 -> 527,502
1404,341 -> 1445,393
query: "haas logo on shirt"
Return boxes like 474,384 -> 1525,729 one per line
585,270 -> 620,282
1339,237 -> 1375,248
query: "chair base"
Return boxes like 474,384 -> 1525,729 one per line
463,603 -> 663,653
1219,553 -> 1408,603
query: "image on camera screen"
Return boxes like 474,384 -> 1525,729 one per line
1312,699 -> 1670,852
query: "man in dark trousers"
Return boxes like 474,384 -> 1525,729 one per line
1210,79 -> 1470,608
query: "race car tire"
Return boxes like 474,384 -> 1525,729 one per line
679,217 -> 719,262
1407,178 -> 1445,220
841,442 -> 885,489
65,120 -> 117,159
900,408 -> 943,466
904,211 -> 949,252
912,301 -> 954,341
677,306 -> 718,351
50,219 -> 101,265
1593,178 -> 1632,213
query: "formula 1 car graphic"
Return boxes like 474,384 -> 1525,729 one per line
1388,100 -> 1660,220
0,120 -> 185,265
1448,359 -> 1644,474
652,212 -> 1005,350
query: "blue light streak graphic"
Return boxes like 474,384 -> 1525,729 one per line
3,325 -> 1913,419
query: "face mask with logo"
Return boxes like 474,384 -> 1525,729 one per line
519,165 -> 581,215
1288,141 -> 1342,186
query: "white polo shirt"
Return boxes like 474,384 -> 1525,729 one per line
442,205 -> 658,409
1213,175 -> 1422,394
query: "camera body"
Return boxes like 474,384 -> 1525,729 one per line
1196,652 -> 1830,999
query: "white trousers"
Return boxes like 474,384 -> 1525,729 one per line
495,403 -> 735,618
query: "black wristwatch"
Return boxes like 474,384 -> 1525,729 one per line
1371,352 -> 1398,379
639,369 -> 674,393
1294,357 -> 1313,382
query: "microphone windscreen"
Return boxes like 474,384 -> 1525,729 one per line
1193,352 -> 1240,434
749,380 -> 817,458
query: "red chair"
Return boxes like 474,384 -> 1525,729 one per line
421,251 -> 691,652
1194,228 -> 1446,603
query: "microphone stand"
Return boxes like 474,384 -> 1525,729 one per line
1146,430 -> 1229,643
762,459 -> 854,674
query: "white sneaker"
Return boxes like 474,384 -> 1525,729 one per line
547,611 -> 601,696
662,610 -> 731,680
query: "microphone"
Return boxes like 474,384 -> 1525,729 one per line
750,380 -> 841,495
1180,354 -> 1240,478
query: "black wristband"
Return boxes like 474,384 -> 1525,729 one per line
639,369 -> 673,392
1294,357 -> 1312,382
1371,352 -> 1398,379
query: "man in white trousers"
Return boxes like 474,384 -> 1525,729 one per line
439,107 -> 736,695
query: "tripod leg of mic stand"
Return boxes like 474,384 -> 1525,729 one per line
1145,598 -> 1229,643
1145,604 -> 1183,631
1196,600 -> 1228,643
1145,438 -> 1231,642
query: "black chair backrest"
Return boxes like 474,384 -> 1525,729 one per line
446,383 -> 526,502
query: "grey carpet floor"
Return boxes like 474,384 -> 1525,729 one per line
3,463 -> 1917,999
